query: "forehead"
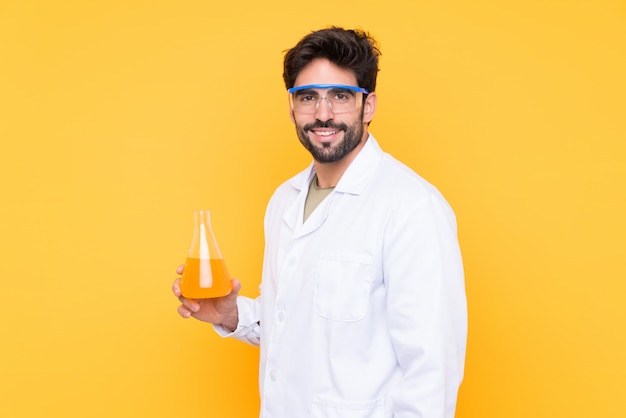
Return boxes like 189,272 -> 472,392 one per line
294,58 -> 358,88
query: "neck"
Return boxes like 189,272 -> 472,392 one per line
314,134 -> 368,188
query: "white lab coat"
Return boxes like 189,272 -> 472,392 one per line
219,135 -> 467,417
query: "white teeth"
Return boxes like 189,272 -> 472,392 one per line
315,130 -> 337,136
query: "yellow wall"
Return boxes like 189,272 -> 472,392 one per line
1,1 -> 624,417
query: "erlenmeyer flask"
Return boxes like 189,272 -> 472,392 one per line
180,209 -> 231,299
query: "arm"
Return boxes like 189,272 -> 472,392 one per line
385,195 -> 467,417
213,295 -> 261,346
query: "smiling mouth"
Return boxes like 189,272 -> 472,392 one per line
311,130 -> 339,137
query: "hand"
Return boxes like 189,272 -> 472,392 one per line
172,264 -> 241,332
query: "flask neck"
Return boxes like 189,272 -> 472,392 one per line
194,209 -> 211,229
189,209 -> 222,259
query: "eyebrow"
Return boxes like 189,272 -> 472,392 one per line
293,88 -> 319,96
328,87 -> 356,95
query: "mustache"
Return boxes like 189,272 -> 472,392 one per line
303,121 -> 348,132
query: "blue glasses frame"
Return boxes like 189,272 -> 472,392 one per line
287,84 -> 370,95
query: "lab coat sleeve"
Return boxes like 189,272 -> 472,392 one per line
213,295 -> 261,346
384,194 -> 467,418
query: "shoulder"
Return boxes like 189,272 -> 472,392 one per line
264,162 -> 313,214
378,153 -> 448,203
370,152 -> 458,228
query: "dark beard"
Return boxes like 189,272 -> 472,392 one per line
296,118 -> 365,163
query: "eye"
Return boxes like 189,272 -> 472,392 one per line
294,90 -> 319,104
330,90 -> 353,102
300,94 -> 317,103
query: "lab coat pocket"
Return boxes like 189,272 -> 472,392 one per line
314,252 -> 374,322
311,394 -> 386,418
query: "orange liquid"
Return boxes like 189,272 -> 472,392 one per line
180,258 -> 231,299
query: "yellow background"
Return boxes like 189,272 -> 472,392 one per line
1,0 -> 624,417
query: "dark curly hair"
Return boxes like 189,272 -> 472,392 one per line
283,27 -> 381,93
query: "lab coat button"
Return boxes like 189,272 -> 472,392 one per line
277,311 -> 285,322
270,370 -> 278,381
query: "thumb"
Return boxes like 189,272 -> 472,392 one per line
229,278 -> 242,297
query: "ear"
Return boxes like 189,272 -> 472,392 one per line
363,92 -> 377,124
288,96 -> 296,123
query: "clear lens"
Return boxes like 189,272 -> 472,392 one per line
289,87 -> 363,114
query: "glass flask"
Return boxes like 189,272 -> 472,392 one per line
180,209 -> 231,299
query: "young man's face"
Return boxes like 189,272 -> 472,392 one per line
290,58 -> 376,163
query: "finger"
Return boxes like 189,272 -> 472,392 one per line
179,296 -> 200,313
176,264 -> 185,275
177,304 -> 192,318
231,278 -> 242,295
172,278 -> 182,297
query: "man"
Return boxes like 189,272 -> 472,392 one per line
173,27 -> 467,417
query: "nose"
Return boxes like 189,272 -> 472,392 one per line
314,95 -> 335,121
